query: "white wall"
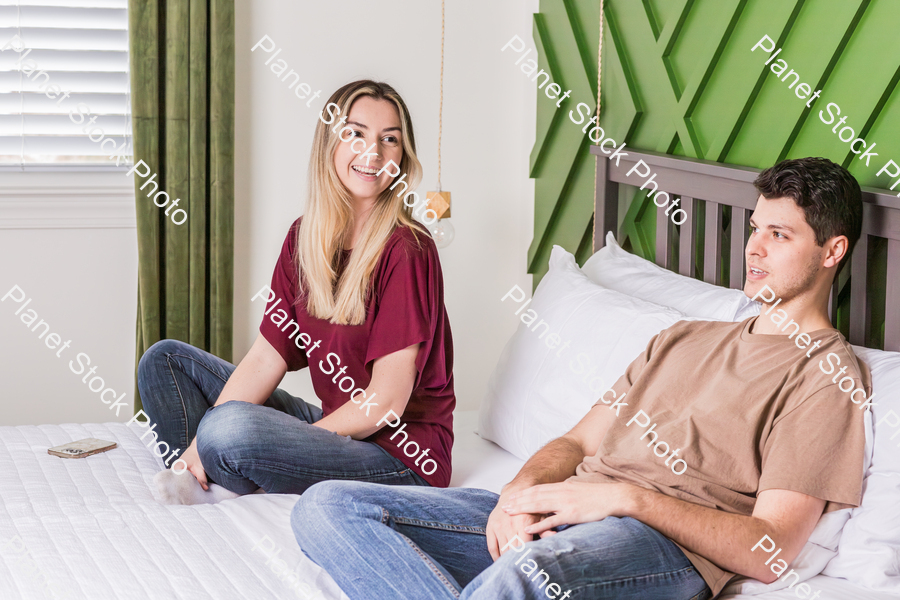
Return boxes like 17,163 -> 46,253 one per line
0,172 -> 138,426
234,0 -> 538,410
0,0 -> 540,427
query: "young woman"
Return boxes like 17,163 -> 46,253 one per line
138,80 -> 455,504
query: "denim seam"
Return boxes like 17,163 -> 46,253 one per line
219,457 -> 421,483
386,508 -> 461,599
164,354 -> 192,450
164,351 -> 230,449
371,443 -> 432,486
392,517 -> 485,535
583,565 -> 702,590
166,352 -> 230,384
688,588 -> 712,600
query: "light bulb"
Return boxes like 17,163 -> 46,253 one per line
429,219 -> 455,248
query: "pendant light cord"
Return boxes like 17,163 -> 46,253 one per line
592,0 -> 606,251
437,0 -> 445,192
596,0 -> 604,128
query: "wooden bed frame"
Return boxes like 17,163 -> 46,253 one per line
592,146 -> 900,351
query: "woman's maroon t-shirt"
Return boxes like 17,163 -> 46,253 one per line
258,218 -> 455,487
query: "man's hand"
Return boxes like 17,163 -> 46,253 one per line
482,403 -> 621,560
486,495 -> 540,561
502,480 -> 636,536
180,438 -> 208,490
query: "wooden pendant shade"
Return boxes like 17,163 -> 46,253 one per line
425,191 -> 451,219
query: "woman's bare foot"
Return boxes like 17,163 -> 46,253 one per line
154,469 -> 242,505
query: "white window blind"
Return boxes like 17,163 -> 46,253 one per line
0,0 -> 131,170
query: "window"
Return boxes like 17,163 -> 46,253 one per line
0,0 -> 131,170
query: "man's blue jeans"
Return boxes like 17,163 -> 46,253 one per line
292,481 -> 712,600
136,339 -> 428,494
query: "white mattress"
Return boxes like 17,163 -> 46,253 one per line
0,422 -> 345,600
720,575 -> 900,600
0,411 -> 894,600
448,410 -> 525,492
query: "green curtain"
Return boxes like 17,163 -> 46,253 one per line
128,0 -> 235,413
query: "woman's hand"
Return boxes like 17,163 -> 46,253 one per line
180,438 -> 208,490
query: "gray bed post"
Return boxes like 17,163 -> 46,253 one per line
887,239 -> 900,351
679,197 -> 696,278
703,202 -> 723,286
849,231 -> 869,348
729,207 -> 747,289
594,152 -> 619,252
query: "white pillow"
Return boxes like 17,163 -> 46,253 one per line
722,509 -> 853,597
822,345 -> 900,592
582,231 -> 754,322
478,245 -> 689,461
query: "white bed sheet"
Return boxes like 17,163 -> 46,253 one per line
0,422 -> 344,600
1,411 -> 894,600
719,574 -> 900,600
449,410 -> 524,492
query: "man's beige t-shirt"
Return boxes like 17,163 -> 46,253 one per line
572,316 -> 869,597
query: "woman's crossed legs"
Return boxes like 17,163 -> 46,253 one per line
137,339 -> 426,498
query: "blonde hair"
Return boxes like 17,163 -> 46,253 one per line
297,80 -> 425,325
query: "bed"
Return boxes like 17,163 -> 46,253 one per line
2,411 -> 899,599
0,410 -> 526,600
0,412 -> 507,600
3,149 -> 900,599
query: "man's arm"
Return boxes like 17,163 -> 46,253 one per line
506,483 -> 824,583
627,487 -> 824,583
488,335 -> 658,560
486,401 -> 619,559
502,398 -> 620,493
501,347 -> 650,499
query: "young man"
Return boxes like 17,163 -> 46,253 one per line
290,158 -> 869,600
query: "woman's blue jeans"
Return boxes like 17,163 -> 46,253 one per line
136,339 -> 428,494
292,481 -> 712,600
